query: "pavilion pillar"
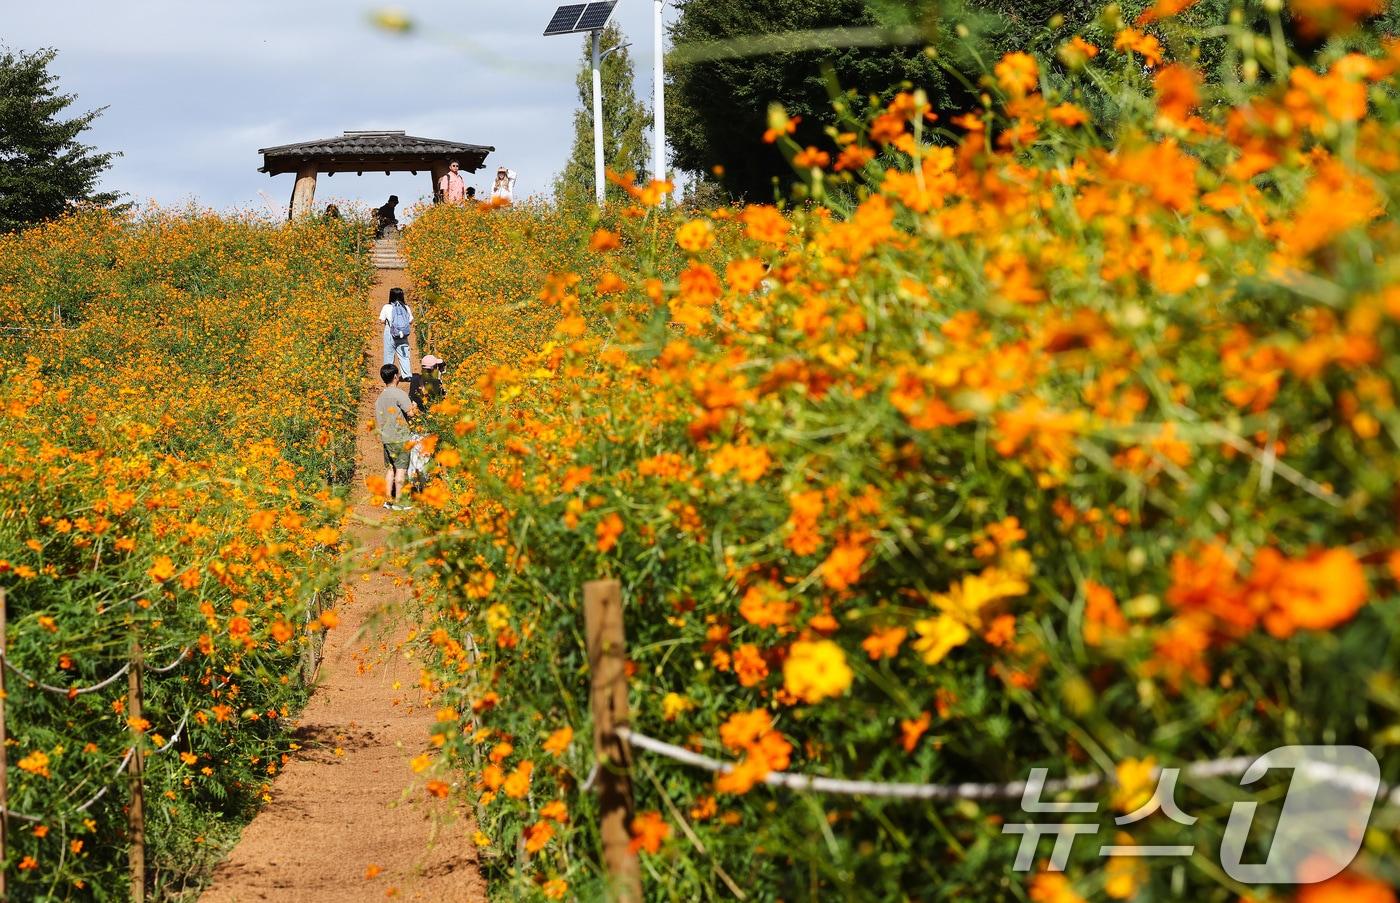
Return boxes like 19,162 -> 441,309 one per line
289,163 -> 318,219
429,160 -> 449,203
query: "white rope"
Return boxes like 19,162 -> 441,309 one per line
615,728 -> 1400,805
2,658 -> 129,696
1,708 -> 192,823
1,646 -> 190,695
146,646 -> 191,674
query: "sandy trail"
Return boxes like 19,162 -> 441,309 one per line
198,270 -> 484,903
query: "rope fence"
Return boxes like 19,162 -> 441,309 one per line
576,578 -> 1399,899
0,585 -> 207,901
615,727 -> 1400,806
1,646 -> 189,696
0,708 -> 191,824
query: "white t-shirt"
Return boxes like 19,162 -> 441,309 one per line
379,303 -> 413,326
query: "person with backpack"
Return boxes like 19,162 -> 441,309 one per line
379,287 -> 413,379
437,161 -> 466,204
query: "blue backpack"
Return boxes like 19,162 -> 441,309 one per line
390,300 -> 411,344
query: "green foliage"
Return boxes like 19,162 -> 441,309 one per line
667,0 -> 950,200
0,46 -> 120,233
0,210 -> 369,897
404,5 -> 1400,899
555,23 -> 652,205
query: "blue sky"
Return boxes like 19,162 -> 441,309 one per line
5,0 -> 675,215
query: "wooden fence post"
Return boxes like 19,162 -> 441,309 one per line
128,638 -> 145,903
1,588 -> 8,901
583,579 -> 642,903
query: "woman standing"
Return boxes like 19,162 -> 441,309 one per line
491,167 -> 516,204
379,287 -> 413,379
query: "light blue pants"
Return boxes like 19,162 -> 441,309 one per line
383,325 -> 411,378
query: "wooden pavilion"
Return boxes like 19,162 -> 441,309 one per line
258,130 -> 495,218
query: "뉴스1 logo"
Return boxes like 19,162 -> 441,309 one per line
1004,745 -> 1381,884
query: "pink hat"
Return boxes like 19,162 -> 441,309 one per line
421,355 -> 444,369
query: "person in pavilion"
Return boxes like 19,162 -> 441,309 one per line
437,160 -> 466,204
491,167 -> 516,205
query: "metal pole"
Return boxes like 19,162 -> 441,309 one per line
592,29 -> 606,207
653,0 -> 665,187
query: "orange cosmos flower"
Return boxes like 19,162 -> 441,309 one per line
1136,0 -> 1199,23
1289,0 -> 1386,36
732,643 -> 770,687
726,258 -> 767,293
1083,581 -> 1128,646
638,179 -> 674,206
1049,102 -> 1091,127
628,811 -> 670,854
762,114 -> 800,144
502,760 -> 534,799
589,228 -> 620,251
1154,64 -> 1202,124
676,219 -> 715,252
741,206 -> 790,245
820,535 -> 868,591
996,52 -> 1040,97
1114,28 -> 1164,67
862,626 -> 907,660
739,583 -> 791,628
148,555 -> 176,582
542,725 -> 573,756
899,712 -> 931,752
1028,870 -> 1086,903
524,820 -> 555,853
834,144 -> 875,171
595,512 -> 623,552
1262,547 -> 1369,637
1297,873 -> 1397,903
792,145 -> 831,169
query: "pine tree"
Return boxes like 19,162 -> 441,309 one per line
554,24 -> 651,206
0,46 -> 120,232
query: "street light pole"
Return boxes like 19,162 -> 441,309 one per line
592,29 -> 606,207
652,0 -> 665,187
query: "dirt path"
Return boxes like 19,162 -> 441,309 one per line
199,271 -> 485,903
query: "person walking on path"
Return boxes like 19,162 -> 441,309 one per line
375,363 -> 417,510
380,287 -> 413,379
437,161 -> 467,203
409,354 -> 446,410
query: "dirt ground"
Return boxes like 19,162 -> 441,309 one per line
198,271 -> 485,903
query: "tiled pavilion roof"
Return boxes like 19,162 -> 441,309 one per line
258,130 -> 494,175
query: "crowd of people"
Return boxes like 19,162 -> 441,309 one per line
329,159 -> 515,509
375,286 -> 446,510
363,161 -> 518,236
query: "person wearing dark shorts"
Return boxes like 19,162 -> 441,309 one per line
374,363 -> 417,510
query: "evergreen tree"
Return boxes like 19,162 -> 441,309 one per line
554,24 -> 651,206
0,46 -> 119,232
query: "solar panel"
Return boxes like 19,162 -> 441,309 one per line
543,3 -> 587,35
574,1 -> 617,32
